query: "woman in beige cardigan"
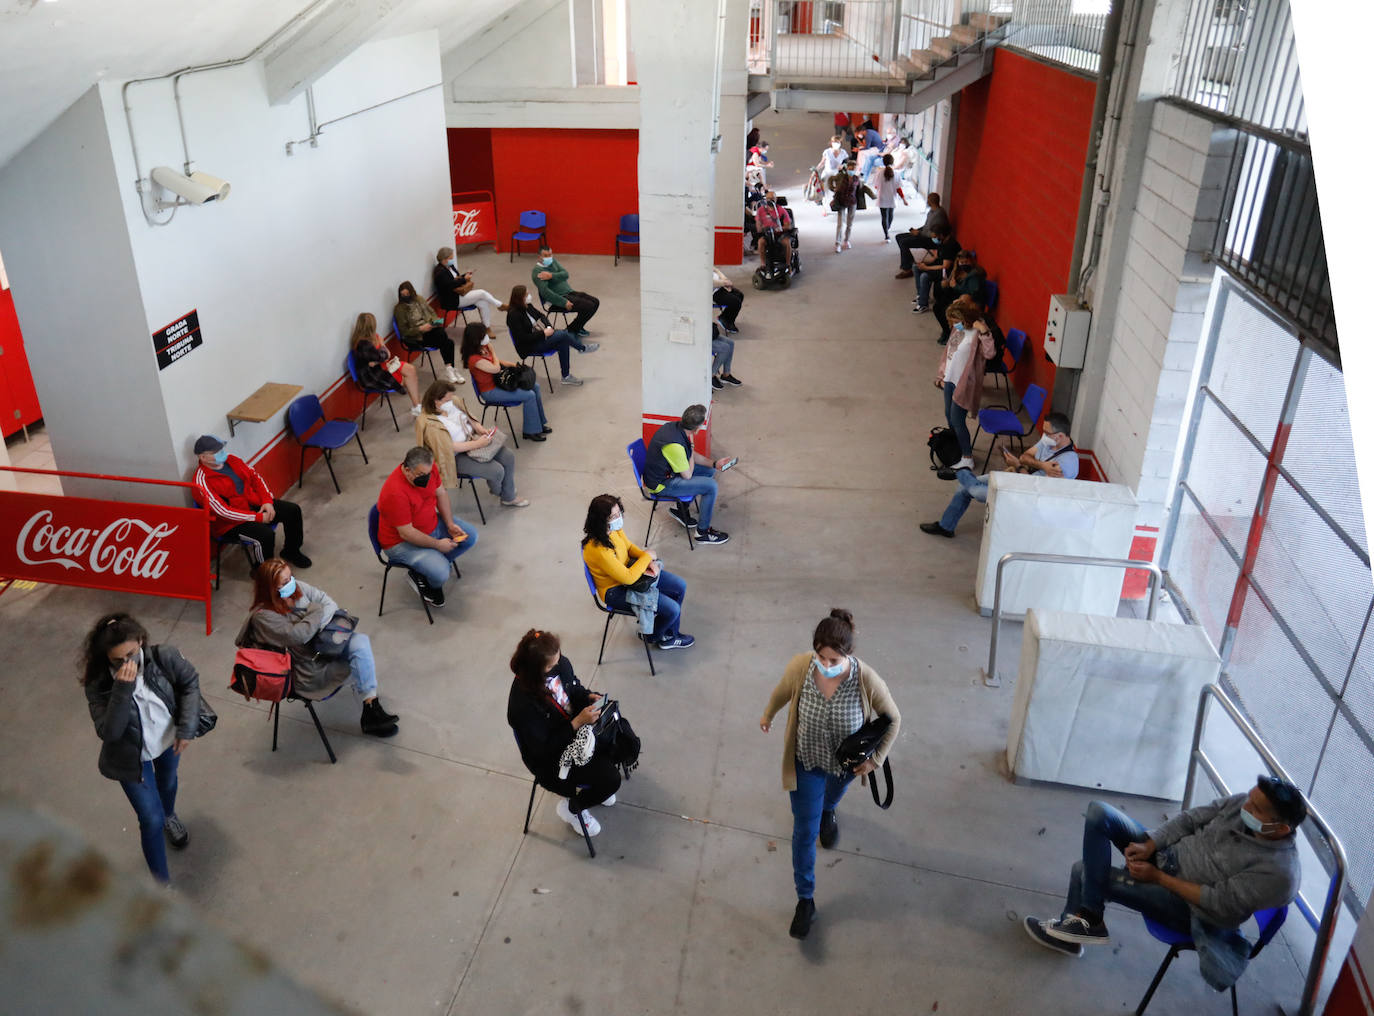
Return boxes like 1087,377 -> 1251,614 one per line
414,379 -> 529,508
760,609 -> 900,939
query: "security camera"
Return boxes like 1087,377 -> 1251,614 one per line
150,167 -> 231,206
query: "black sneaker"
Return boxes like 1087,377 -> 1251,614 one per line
919,522 -> 954,539
668,505 -> 697,530
655,633 -> 696,650
1024,916 -> 1083,957
789,898 -> 816,939
163,814 -> 189,850
360,701 -> 399,737
711,376 -> 724,390
695,528 -> 730,545
282,548 -> 313,568
406,573 -> 445,607
721,374 -> 743,387
366,698 -> 399,724
819,810 -> 839,849
1044,914 -> 1110,945
522,431 -> 547,442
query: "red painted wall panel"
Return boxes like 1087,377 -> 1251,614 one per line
0,288 -> 42,437
447,128 -> 495,199
949,49 -> 1096,420
481,128 -> 639,257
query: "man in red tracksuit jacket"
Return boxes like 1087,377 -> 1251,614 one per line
192,435 -> 311,569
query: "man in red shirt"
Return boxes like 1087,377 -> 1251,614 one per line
376,446 -> 479,608
753,192 -> 794,270
193,435 -> 311,569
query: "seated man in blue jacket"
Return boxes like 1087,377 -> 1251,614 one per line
1023,776 -> 1305,990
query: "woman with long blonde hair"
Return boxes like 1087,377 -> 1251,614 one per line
349,311 -> 422,413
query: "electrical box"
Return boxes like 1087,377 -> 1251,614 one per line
1045,294 -> 1090,369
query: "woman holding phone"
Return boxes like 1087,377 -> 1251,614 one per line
350,312 -> 422,413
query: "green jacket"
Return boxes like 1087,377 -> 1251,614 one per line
394,298 -> 439,343
531,257 -> 574,307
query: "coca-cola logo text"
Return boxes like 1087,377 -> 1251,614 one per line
16,510 -> 177,580
453,208 -> 482,238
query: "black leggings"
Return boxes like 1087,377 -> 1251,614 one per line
541,753 -> 621,812
713,286 -> 744,327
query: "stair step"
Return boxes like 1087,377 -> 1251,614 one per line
929,35 -> 958,57
968,12 -> 1009,32
905,49 -> 939,75
949,24 -> 980,45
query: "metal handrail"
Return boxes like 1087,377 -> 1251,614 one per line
982,552 -> 1162,687
1183,684 -> 1347,1016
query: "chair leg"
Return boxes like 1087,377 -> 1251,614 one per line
379,565 -> 389,617
271,702 -> 280,751
524,778 -> 538,834
645,501 -> 657,545
576,811 -> 597,859
360,393 -> 370,432
615,239 -> 620,267
322,450 -> 342,494
383,392 -> 399,432
1134,946 -> 1181,1015
467,478 -> 486,524
504,407 -> 519,448
302,700 -> 338,764
425,349 -> 439,378
213,540 -> 223,590
598,614 -> 613,664
535,355 -> 553,391
1230,984 -> 1239,1016
355,432 -> 368,465
980,440 -> 995,473
298,446 -> 306,489
642,630 -> 656,676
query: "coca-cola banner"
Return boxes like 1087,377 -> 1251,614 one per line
452,190 -> 496,247
0,491 -> 210,601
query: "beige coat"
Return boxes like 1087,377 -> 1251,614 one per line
413,399 -> 482,489
763,652 -> 901,791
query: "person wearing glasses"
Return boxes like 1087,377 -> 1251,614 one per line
1023,776 -> 1306,991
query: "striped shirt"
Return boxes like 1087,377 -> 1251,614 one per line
794,658 -> 864,777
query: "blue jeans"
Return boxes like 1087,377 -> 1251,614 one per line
660,465 -> 718,533
916,269 -> 937,308
1063,801 -> 1192,933
712,335 -> 735,375
119,745 -> 180,882
530,330 -> 581,376
789,761 -> 854,899
604,568 -> 687,639
347,631 -> 378,699
939,469 -> 988,533
943,381 -> 972,457
485,385 -> 547,435
383,516 -> 479,588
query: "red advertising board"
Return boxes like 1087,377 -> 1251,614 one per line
0,483 -> 212,632
452,190 -> 497,248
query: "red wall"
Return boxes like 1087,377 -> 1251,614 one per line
448,128 -> 639,257
949,49 -> 1096,419
0,289 -> 42,438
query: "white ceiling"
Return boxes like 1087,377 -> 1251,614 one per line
0,0 -> 515,170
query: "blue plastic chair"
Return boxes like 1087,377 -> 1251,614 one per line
468,371 -> 521,449
614,214 -> 640,266
192,495 -> 277,590
584,562 -> 655,676
441,303 -> 480,329
1134,906 -> 1287,1015
367,504 -> 458,625
515,728 -> 597,857
626,438 -> 697,552
286,395 -> 367,493
524,347 -> 556,392
974,383 -> 1047,472
392,316 -> 442,379
344,351 -> 400,433
510,209 -> 548,262
983,326 -> 1027,412
983,278 -> 999,312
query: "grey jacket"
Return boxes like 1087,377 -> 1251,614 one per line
85,645 -> 201,783
236,581 -> 351,699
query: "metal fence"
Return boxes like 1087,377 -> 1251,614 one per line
1162,273 -> 1371,916
760,0 -> 908,81
1171,0 -> 1306,138
998,0 -> 1109,73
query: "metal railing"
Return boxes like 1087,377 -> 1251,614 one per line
1183,684 -> 1348,1016
999,0 -> 1110,74
763,0 -> 907,80
1171,0 -> 1306,139
982,552 -> 1163,687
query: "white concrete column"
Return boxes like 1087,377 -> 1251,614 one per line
633,0 -> 721,449
712,0 -> 750,266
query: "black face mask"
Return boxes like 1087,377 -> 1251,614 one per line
411,471 -> 430,488
401,292 -> 414,302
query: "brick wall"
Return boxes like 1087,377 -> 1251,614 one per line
948,49 -> 1097,417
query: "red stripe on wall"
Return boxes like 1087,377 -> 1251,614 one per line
714,226 -> 744,266
642,413 -> 712,457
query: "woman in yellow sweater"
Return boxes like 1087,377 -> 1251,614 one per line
580,494 -> 692,650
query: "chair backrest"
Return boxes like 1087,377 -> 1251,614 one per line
1004,327 -> 1027,366
344,352 -> 362,385
1020,384 -> 1048,430
366,504 -> 385,559
518,209 -> 546,231
626,439 -> 648,489
286,395 -> 324,438
619,214 -> 639,236
983,278 -> 999,311
583,562 -> 608,610
1250,905 -> 1288,957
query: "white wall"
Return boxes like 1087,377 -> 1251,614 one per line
449,0 -> 575,91
99,31 -> 453,476
0,86 -> 176,498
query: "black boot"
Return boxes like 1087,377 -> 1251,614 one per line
360,700 -> 398,737
368,697 -> 399,724
819,810 -> 839,849
789,898 -> 816,939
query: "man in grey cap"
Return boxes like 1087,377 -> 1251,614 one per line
192,435 -> 311,569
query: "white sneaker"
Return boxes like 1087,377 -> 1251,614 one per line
600,794 -> 616,807
443,366 -> 461,384
843,240 -> 851,250
952,457 -> 975,471
555,799 -> 601,837
410,404 -> 423,416
834,243 -> 842,254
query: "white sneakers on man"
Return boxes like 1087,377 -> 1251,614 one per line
951,456 -> 975,471
555,799 -> 601,836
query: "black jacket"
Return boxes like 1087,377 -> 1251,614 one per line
506,304 -> 551,360
507,656 -> 593,783
432,263 -> 471,311
85,645 -> 201,783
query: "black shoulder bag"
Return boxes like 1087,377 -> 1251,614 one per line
836,715 -> 894,809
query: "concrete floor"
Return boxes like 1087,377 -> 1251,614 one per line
0,110 -> 1310,1014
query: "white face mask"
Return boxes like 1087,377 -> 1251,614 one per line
438,400 -> 451,413
831,143 -> 840,151
480,337 -> 491,347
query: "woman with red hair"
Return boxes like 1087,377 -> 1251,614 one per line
237,558 -> 399,737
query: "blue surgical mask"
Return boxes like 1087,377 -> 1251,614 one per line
815,654 -> 847,679
278,577 -> 297,599
1240,808 -> 1268,834
213,447 -> 228,465
540,257 -> 553,266
608,516 -> 624,532
445,259 -> 455,267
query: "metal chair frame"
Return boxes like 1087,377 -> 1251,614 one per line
626,439 -> 697,552
584,562 -> 656,676
271,690 -> 340,764
469,373 -> 521,449
1134,906 -> 1288,1015
367,505 -> 459,626
344,351 -> 400,433
287,396 -> 368,494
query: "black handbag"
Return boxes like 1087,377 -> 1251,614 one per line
494,366 -> 522,391
836,715 -> 894,809
151,646 -> 217,737
591,698 -> 641,778
307,610 -> 358,660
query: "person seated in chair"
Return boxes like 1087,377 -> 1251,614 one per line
1023,777 -> 1305,995
711,322 -> 743,391
192,435 -> 311,570
919,412 -> 1078,539
642,404 -> 736,546
415,379 -> 528,508
712,267 -> 743,333
237,558 -> 398,737
753,192 -> 794,271
507,628 -> 618,837
933,250 -> 988,344
896,192 -> 951,278
531,245 -> 600,337
461,322 -> 551,441
350,312 -> 421,415
375,446 -> 479,609
431,246 -> 506,326
506,284 -> 598,387
581,494 -> 692,650
913,225 -> 960,314
394,280 -> 461,385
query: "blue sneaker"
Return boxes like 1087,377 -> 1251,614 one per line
656,633 -> 696,651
